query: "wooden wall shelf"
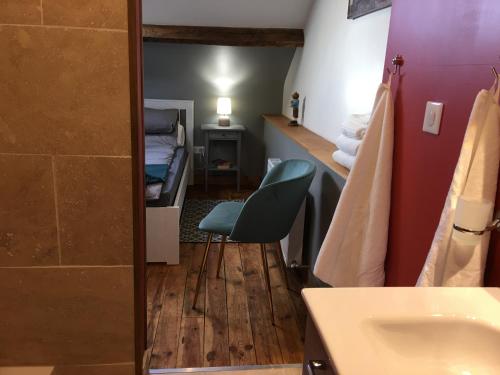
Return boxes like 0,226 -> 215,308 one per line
263,115 -> 349,180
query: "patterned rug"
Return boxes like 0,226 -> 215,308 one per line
180,199 -> 243,243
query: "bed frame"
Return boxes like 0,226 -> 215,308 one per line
145,99 -> 194,264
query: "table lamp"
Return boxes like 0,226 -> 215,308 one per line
217,97 -> 232,127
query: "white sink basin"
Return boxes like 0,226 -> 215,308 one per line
302,288 -> 500,375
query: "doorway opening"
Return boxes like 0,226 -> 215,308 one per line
136,1 -> 312,373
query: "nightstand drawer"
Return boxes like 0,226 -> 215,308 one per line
208,131 -> 240,140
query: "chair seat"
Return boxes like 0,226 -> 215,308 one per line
198,201 -> 244,235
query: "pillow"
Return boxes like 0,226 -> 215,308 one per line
177,122 -> 185,146
144,108 -> 178,134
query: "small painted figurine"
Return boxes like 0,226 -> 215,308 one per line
289,92 -> 300,126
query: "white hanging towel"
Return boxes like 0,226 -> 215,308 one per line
417,82 -> 500,287
314,81 -> 394,287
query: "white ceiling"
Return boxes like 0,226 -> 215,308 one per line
142,0 -> 315,28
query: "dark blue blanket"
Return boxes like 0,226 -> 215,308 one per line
145,164 -> 169,184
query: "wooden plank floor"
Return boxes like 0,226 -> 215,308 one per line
164,367 -> 302,375
146,242 -> 305,370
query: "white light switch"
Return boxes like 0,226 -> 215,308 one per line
423,101 -> 443,135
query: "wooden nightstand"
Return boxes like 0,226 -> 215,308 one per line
201,123 -> 246,192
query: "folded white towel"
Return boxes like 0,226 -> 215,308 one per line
341,113 -> 371,139
335,134 -> 362,156
332,150 -> 356,170
351,113 -> 371,124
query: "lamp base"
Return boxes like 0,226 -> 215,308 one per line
218,117 -> 230,127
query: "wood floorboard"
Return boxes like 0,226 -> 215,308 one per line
146,265 -> 164,342
176,316 -> 204,367
164,368 -> 302,375
287,271 -> 307,343
203,244 -> 230,367
145,265 -> 167,368
183,243 -> 207,317
224,243 -> 257,366
239,243 -> 284,365
148,242 -> 305,369
266,245 -> 304,363
149,244 -> 192,368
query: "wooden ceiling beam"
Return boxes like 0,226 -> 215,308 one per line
143,25 -> 304,47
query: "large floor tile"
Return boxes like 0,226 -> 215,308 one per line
0,25 -> 131,156
0,154 -> 59,266
42,0 -> 128,30
56,156 -> 133,265
0,0 -> 41,24
0,267 -> 134,365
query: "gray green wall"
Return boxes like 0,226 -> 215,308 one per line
143,43 -> 295,178
263,120 -> 346,285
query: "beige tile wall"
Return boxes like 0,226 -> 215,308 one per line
0,0 -> 135,373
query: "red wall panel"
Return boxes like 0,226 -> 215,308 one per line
384,0 -> 500,286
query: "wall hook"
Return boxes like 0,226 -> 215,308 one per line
387,54 -> 405,76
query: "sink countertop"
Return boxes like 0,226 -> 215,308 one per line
302,287 -> 500,375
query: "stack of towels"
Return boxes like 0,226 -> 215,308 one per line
332,113 -> 371,170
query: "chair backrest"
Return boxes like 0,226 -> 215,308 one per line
230,159 -> 316,243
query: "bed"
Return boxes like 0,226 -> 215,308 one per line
144,99 -> 194,264
146,147 -> 188,207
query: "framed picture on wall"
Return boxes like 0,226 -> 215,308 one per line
347,0 -> 392,19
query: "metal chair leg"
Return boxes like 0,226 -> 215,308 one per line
216,235 -> 227,278
275,241 -> 290,291
260,243 -> 276,326
192,233 -> 213,309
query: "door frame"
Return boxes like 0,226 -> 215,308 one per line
127,0 -> 146,374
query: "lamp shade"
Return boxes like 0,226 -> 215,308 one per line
217,97 -> 232,115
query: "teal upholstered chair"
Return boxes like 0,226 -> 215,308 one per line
193,159 -> 316,324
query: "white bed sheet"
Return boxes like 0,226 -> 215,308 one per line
145,134 -> 177,165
